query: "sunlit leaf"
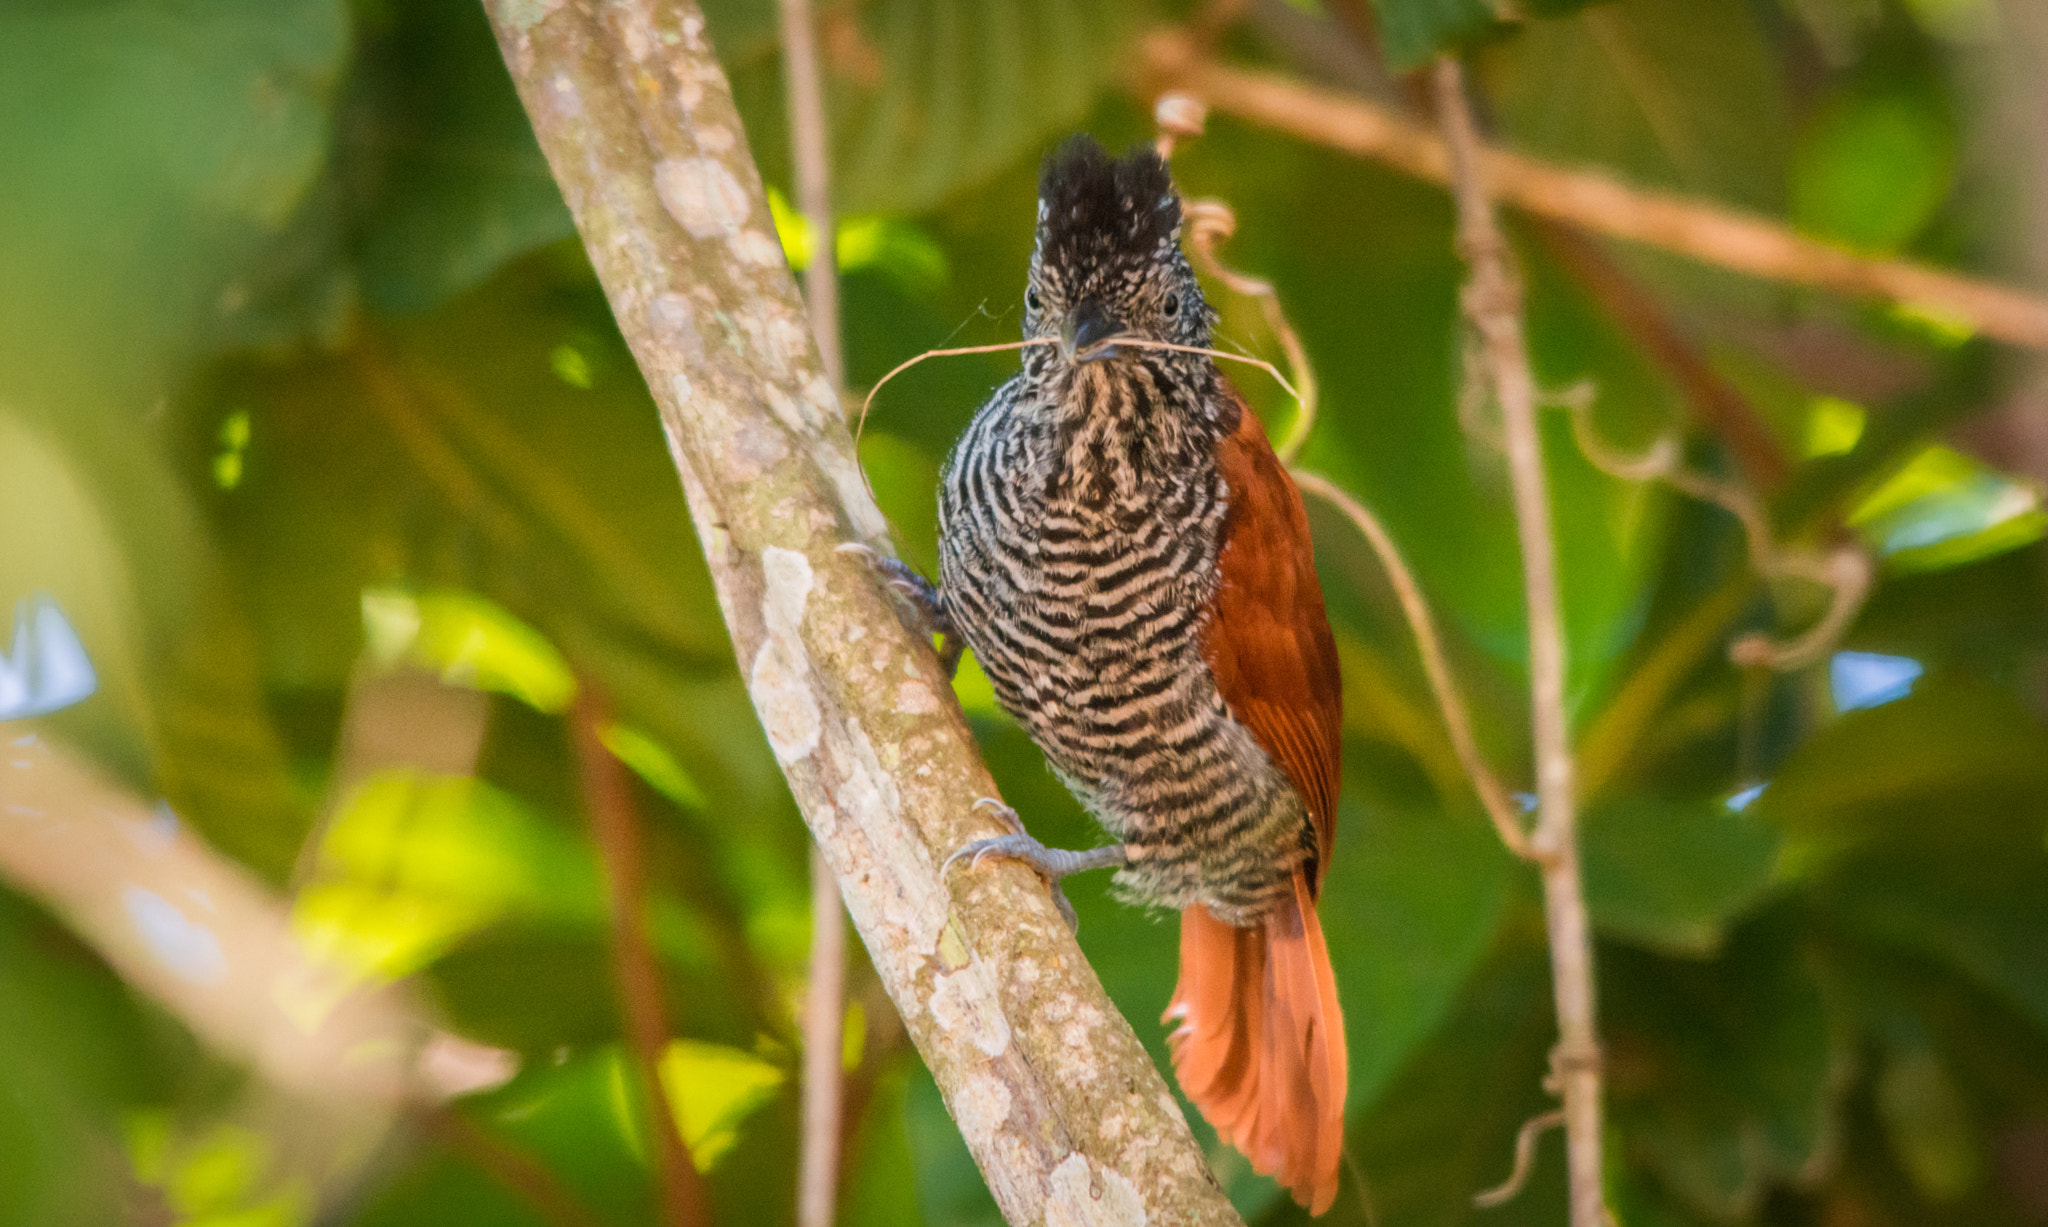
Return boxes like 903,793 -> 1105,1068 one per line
1848,445 -> 2047,574
1803,396 -> 1866,458
658,1039 -> 788,1171
767,189 -> 950,296
293,768 -> 602,981
362,586 -> 578,714
600,721 -> 709,811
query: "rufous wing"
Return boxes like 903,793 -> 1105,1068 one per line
1200,387 -> 1342,879
1168,387 -> 1347,1214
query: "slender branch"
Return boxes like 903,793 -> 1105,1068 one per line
484,4 -> 1243,1223
1433,58 -> 1607,1227
800,844 -> 848,1227
1549,385 -> 1874,671
571,686 -> 711,1227
420,1106 -> 609,1227
780,0 -> 842,393
1140,30 -> 2048,351
778,1 -> 850,1222
1290,471 -> 1532,858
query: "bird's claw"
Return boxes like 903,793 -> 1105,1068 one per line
945,806 -> 1123,932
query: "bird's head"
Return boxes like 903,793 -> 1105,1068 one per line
1023,136 -> 1212,373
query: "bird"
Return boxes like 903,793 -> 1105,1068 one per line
859,135 -> 1347,1213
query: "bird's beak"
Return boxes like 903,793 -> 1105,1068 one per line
1060,300 -> 1123,361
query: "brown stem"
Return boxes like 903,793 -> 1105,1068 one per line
1290,471 -> 1532,859
1141,30 -> 2048,351
1433,59 -> 1607,1227
571,686 -> 711,1227
777,1 -> 851,1222
484,4 -> 1243,1222
421,1106 -> 608,1227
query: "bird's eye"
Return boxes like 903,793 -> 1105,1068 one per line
1027,289 -> 1042,312
1162,293 -> 1181,318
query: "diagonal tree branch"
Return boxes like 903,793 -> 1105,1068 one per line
481,3 -> 1242,1223
1140,29 -> 2048,352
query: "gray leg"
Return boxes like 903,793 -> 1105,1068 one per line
837,543 -> 964,677
944,799 -> 1128,931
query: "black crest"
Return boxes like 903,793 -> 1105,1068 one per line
1037,135 -> 1179,267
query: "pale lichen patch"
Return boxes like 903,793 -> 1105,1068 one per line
750,547 -> 820,763
655,157 -> 750,239
953,1072 -> 1014,1152
732,228 -> 784,267
1045,1153 -> 1149,1227
727,417 -> 788,481
929,966 -> 1013,1058
895,680 -> 942,716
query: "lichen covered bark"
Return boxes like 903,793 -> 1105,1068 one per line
481,3 -> 1241,1222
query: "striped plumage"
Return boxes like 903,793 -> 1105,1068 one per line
938,346 -> 1315,922
928,137 -> 1347,1212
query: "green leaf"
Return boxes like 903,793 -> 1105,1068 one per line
725,0 -> 1153,215
362,585 -> 578,714
1580,797 -> 1779,955
657,1039 -> 788,1172
1342,948 -> 1564,1226
1320,801 -> 1519,1115
342,0 -> 575,313
1750,677 -> 2048,857
1875,1042 -> 1984,1202
0,0 -> 348,406
1604,921 -> 1842,1221
1847,445 -> 2046,575
1485,0 -> 1789,211
1792,89 -> 1955,254
1368,0 -> 1506,69
1817,848 -> 2048,1032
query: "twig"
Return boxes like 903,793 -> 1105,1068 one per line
858,336 -> 1300,449
1532,223 -> 1790,490
1549,384 -> 1874,671
571,686 -> 710,1227
1290,471 -> 1532,858
799,847 -> 847,1227
778,0 -> 850,1221
1184,200 -> 1320,462
1433,58 -> 1607,1227
484,4 -> 1245,1221
1140,30 -> 2048,351
1472,1109 -> 1564,1209
1152,95 -> 1318,460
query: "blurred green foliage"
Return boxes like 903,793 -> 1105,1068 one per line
2,0 -> 2046,1225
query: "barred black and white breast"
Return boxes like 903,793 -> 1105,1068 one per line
936,358 -> 1312,923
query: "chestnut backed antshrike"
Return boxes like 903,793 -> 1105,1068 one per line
864,136 -> 1347,1213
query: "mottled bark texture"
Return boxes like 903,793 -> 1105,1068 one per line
481,4 -> 1242,1224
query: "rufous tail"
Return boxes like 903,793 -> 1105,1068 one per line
1164,870 -> 1347,1215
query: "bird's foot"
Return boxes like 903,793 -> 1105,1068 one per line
835,543 -> 963,676
944,799 -> 1127,932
